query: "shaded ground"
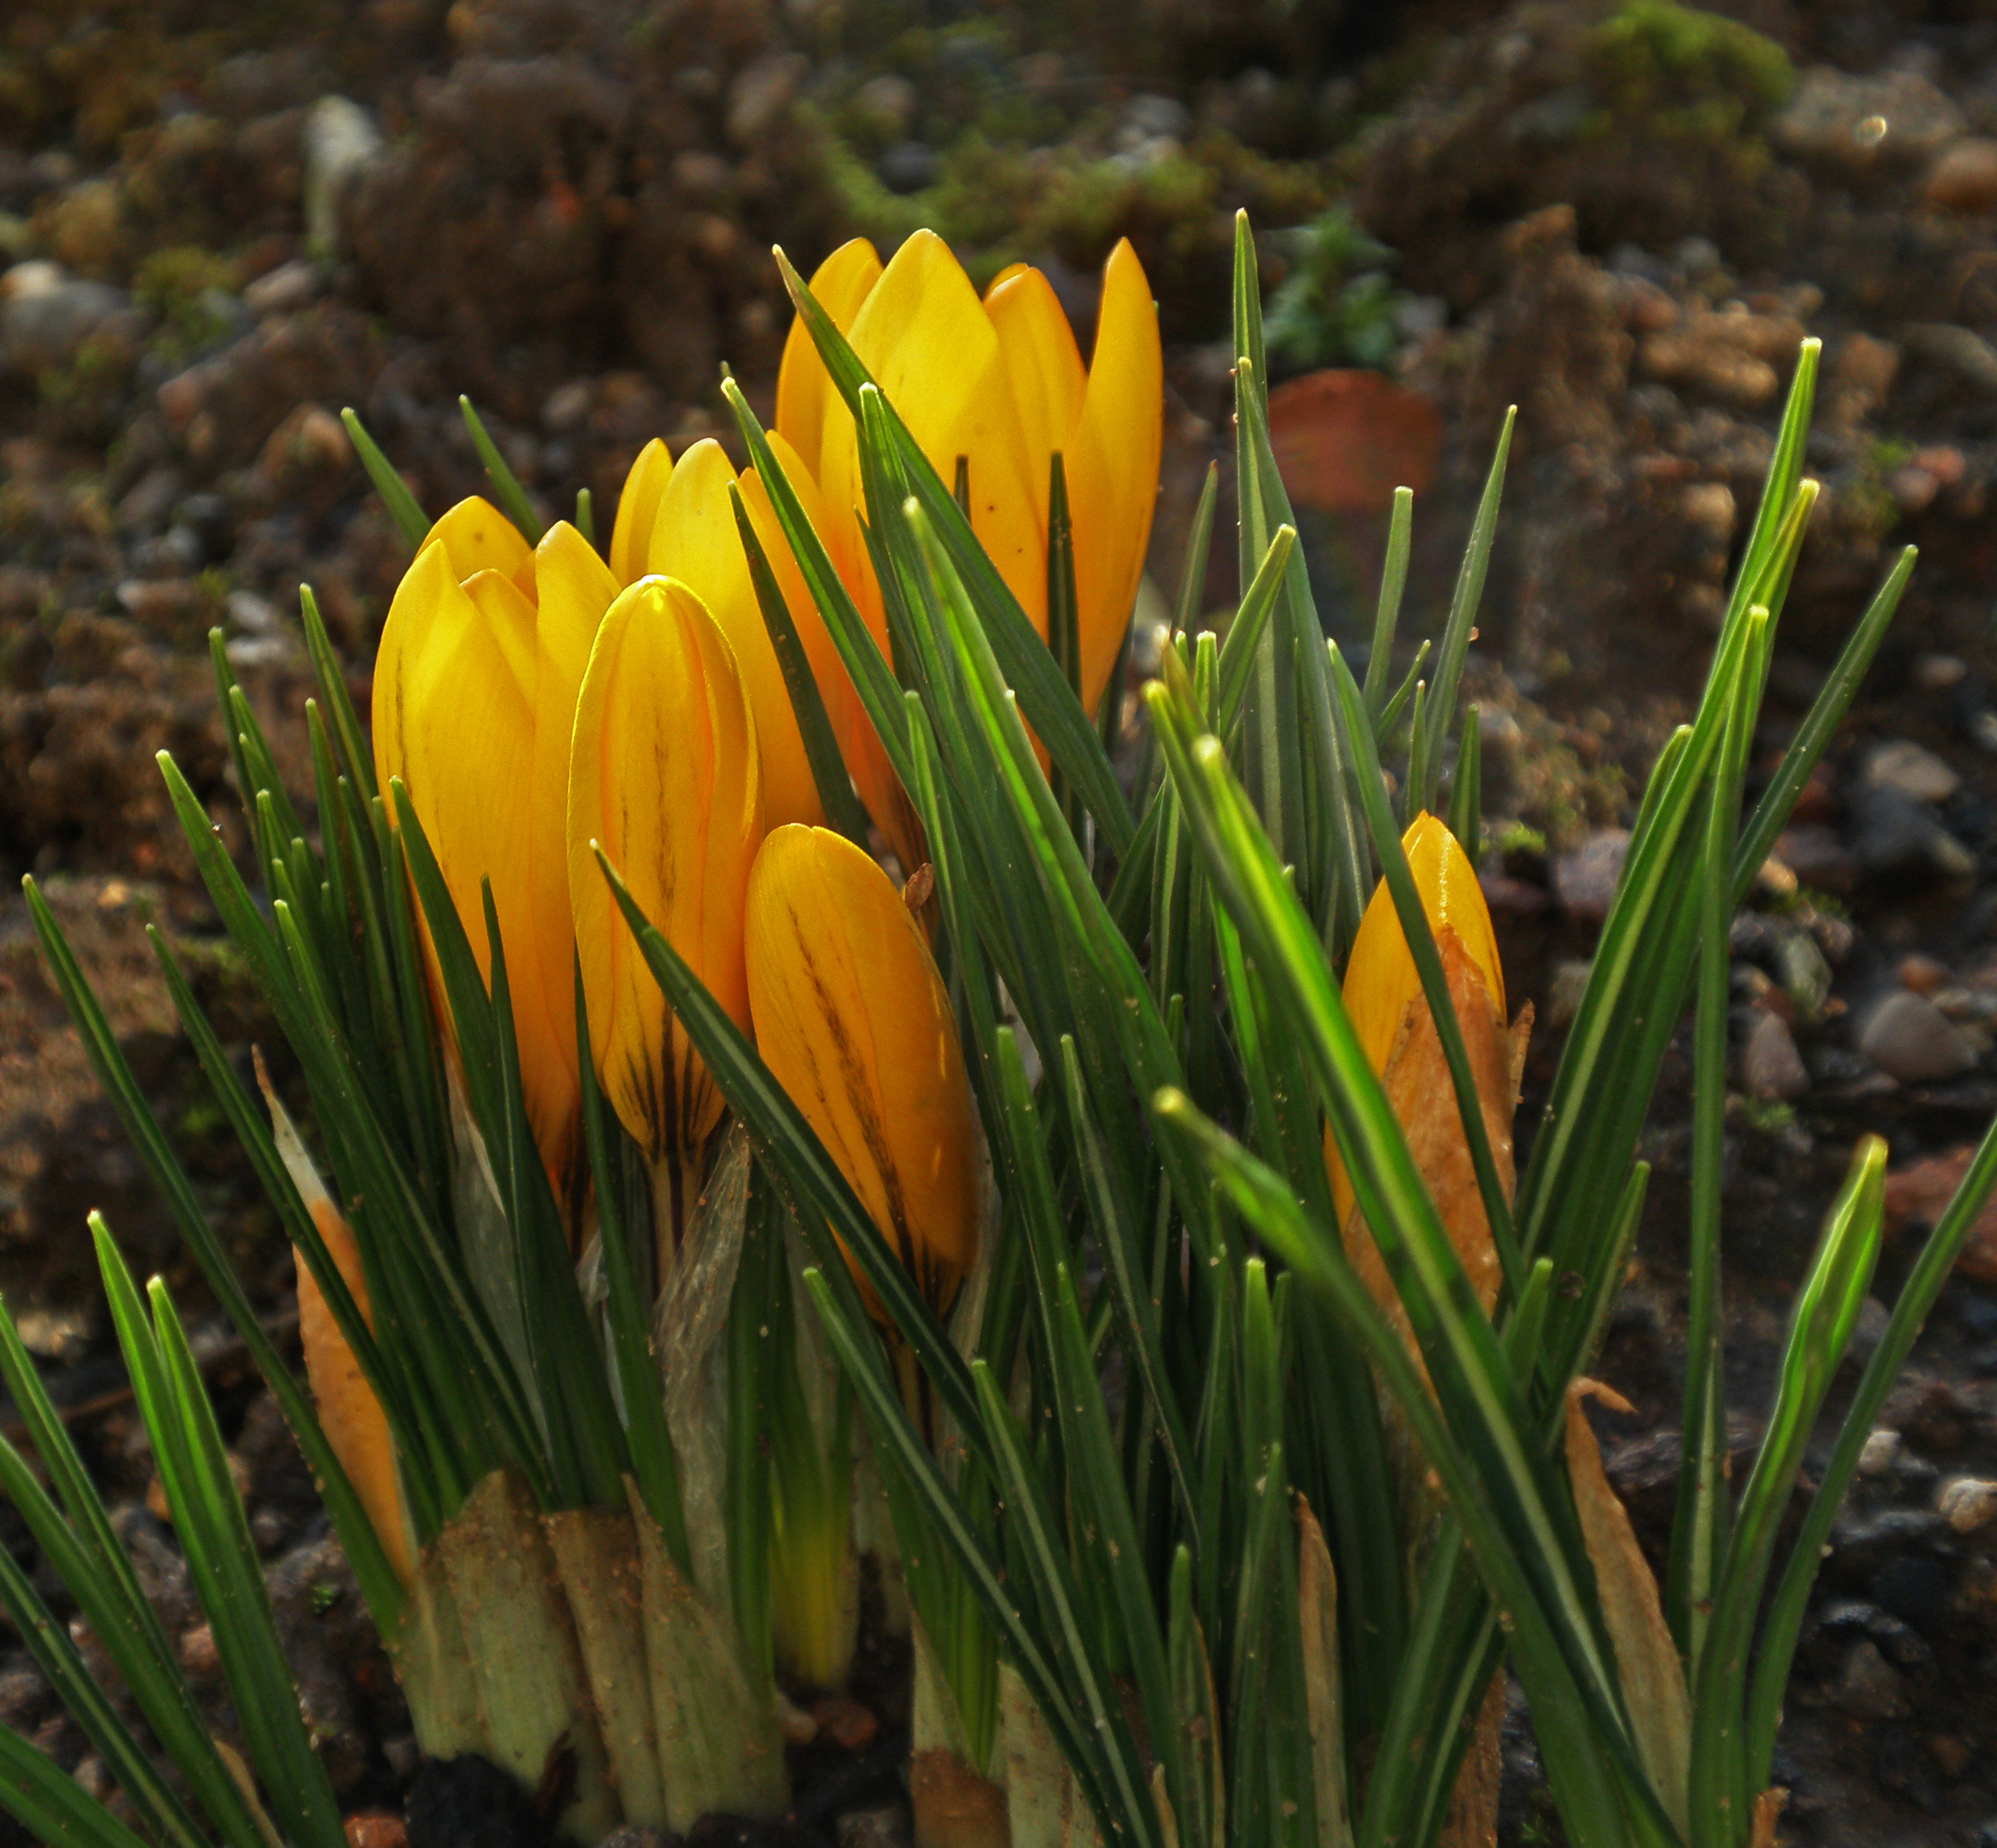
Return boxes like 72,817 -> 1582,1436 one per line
11,0 -> 1997,1842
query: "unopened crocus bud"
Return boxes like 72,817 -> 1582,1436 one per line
743,825 -> 978,1316
567,577 -> 764,1224
373,499 -> 618,1202
1328,812 -> 1524,1323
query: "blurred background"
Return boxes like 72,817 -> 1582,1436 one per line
11,1 -> 1997,1841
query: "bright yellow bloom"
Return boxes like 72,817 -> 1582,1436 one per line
606,434 -> 839,833
567,577 -> 764,1196
1328,813 -> 1515,1317
743,825 -> 978,1315
775,230 -> 1162,861
372,498 -> 618,1198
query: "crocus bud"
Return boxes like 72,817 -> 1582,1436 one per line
1328,813 -> 1522,1321
743,825 -> 978,1316
567,577 -> 764,1189
373,500 -> 617,1200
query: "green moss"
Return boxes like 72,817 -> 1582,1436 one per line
1262,207 -> 1407,372
134,245 -> 237,361
1588,0 -> 1795,140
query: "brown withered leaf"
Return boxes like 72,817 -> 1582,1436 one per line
1438,1672 -> 1504,1848
1266,370 -> 1443,515
1298,1502 -> 1353,1848
1565,1381 -> 1689,1834
1345,922 -> 1528,1352
1748,1787 -> 1787,1848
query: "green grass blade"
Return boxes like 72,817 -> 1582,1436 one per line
341,406 -> 430,550
459,394 -> 545,543
1176,462 -> 1219,632
300,584 -> 378,804
1364,487 -> 1414,719
1448,705 -> 1482,872
1214,526 -> 1295,738
1407,409 -> 1513,818
1688,1138 -> 1884,1844
1733,546 -> 1913,898
0,1726 -> 158,1848
1747,1112 -> 1997,1789
575,484 -> 595,546
730,481 -> 873,846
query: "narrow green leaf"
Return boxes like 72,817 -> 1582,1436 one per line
341,406 -> 430,550
1364,486 -> 1414,719
1448,705 -> 1482,872
459,394 -> 545,543
1176,461 -> 1220,632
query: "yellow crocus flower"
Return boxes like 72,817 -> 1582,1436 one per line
742,824 -> 978,1316
567,576 -> 764,1239
774,230 -> 1162,861
1328,812 -> 1519,1321
604,434 -> 839,834
372,498 -> 618,1202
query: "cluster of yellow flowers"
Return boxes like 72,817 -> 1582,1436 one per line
369,230 -> 1162,1310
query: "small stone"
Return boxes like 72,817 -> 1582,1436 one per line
0,1667 -> 45,1728
1860,990 -> 1978,1083
1773,825 -> 1859,893
242,259 -> 323,317
1899,954 -> 1950,995
1938,1477 -> 1997,1533
1551,829 -> 1629,924
1927,137 -> 1997,211
837,1803 -> 912,1848
1848,785 -> 1977,881
1636,328 -> 1776,408
1863,739 -> 1961,804
227,588 -> 278,633
344,1817 -> 407,1848
1833,1638 -> 1908,1718
596,1830 -> 670,1848
542,380 -> 593,434
1859,1427 -> 1902,1477
1917,652 -> 1968,690
726,51 -> 808,146
115,465 -> 186,534
1903,322 -> 1997,392
853,72 -> 917,134
178,1622 -> 219,1676
1743,1010 -> 1809,1101
810,1693 -> 879,1753
3,274 -> 135,372
1773,67 -> 1965,172
877,141 -> 937,195
1544,958 -> 1592,1031
303,97 -> 383,259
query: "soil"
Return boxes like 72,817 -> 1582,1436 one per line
9,0 -> 1997,1843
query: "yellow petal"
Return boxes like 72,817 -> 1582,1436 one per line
525,521 -> 620,1189
985,261 -> 1087,527
744,825 -> 977,1314
608,437 -> 675,588
1066,238 -> 1162,717
1343,813 -> 1504,1079
568,578 -> 764,1163
375,543 -> 592,1184
776,238 -> 883,486
648,438 -> 824,831
419,495 -> 534,586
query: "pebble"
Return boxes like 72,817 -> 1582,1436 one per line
344,1818 -> 407,1848
1848,785 -> 1976,881
852,72 -> 917,134
1917,652 -> 1969,692
597,1830 -> 672,1848
1834,1638 -> 1909,1719
1773,825 -> 1858,893
1858,1427 -> 1902,1477
1742,1010 -> 1810,1101
1772,66 -> 1965,172
878,141 -> 938,194
1860,990 -> 1979,1083
1544,958 -> 1592,1031
1927,137 -> 1997,212
227,589 -> 279,632
810,1693 -> 880,1753
303,96 -> 383,259
837,1805 -> 912,1848
1899,953 -> 1950,995
2,272 -> 136,372
1551,828 -> 1629,924
242,258 -> 324,317
726,50 -> 809,146
1938,1477 -> 1997,1533
1863,739 -> 1961,804
1902,322 -> 1997,392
